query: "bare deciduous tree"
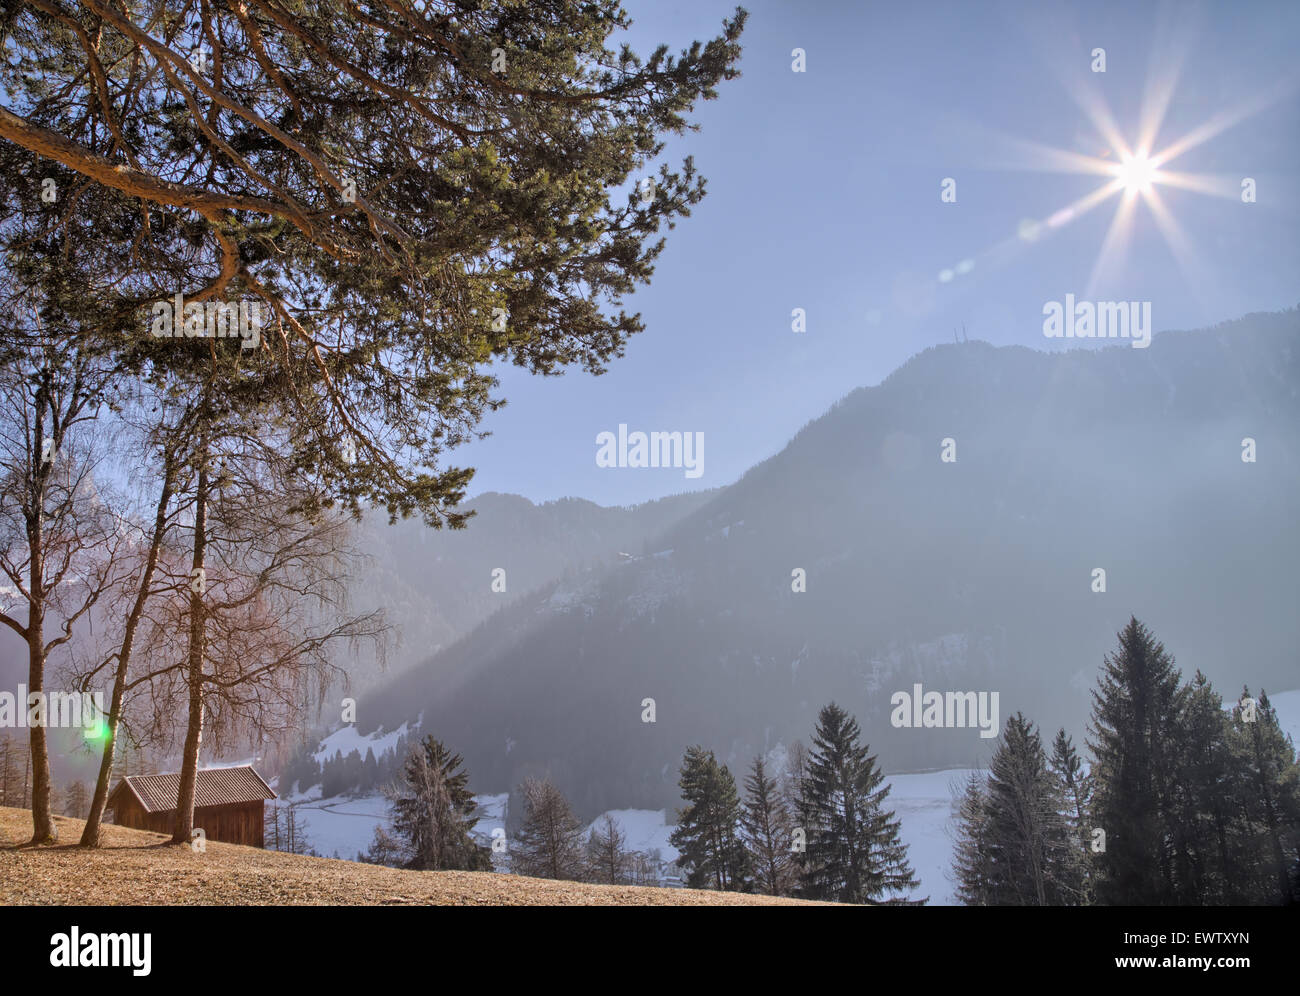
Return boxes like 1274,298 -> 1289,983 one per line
511,776 -> 586,881
585,813 -> 632,885
0,326 -> 123,844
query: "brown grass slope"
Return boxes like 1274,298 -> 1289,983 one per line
0,807 -> 828,906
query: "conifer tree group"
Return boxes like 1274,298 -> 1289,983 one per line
670,703 -> 924,903
953,617 -> 1300,905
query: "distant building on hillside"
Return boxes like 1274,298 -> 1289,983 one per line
106,765 -> 277,847
656,858 -> 686,888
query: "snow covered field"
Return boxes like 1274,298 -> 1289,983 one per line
885,769 -> 978,905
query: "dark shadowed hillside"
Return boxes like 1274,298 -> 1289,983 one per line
341,489 -> 719,688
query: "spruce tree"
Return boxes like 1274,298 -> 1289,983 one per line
798,702 -> 921,904
1167,672 -> 1240,903
1048,728 -> 1092,901
1231,688 -> 1300,904
951,771 -> 994,906
740,755 -> 798,896
669,745 -> 750,891
388,735 -> 490,871
1087,617 -> 1185,905
984,713 -> 1081,905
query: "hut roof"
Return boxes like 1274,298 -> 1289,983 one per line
109,765 -> 276,813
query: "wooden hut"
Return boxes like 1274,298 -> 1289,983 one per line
107,765 -> 277,847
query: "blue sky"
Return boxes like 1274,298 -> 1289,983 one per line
456,0 -> 1300,507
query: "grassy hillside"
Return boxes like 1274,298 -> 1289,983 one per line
0,808 -> 825,906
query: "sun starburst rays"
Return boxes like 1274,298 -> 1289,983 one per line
935,38 -> 1296,307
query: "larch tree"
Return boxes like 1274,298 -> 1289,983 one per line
127,418 -> 385,845
585,813 -> 632,885
511,775 -> 585,881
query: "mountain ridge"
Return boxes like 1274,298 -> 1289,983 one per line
289,310 -> 1300,816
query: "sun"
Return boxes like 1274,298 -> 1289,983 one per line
1113,151 -> 1157,194
924,22 -> 1295,308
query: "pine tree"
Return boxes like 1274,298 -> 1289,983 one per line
585,814 -> 632,885
511,777 -> 586,881
740,755 -> 798,896
1087,617 -> 1185,905
669,746 -> 751,891
387,735 -> 490,871
0,4 -> 747,529
798,703 -> 921,904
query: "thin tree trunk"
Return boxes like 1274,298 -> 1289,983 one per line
26,386 -> 54,844
81,468 -> 175,846
173,447 -> 209,844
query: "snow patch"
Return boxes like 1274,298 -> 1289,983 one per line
313,721 -> 413,765
585,808 -> 679,863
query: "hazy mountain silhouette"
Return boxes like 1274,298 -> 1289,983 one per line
337,309 -> 1300,815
